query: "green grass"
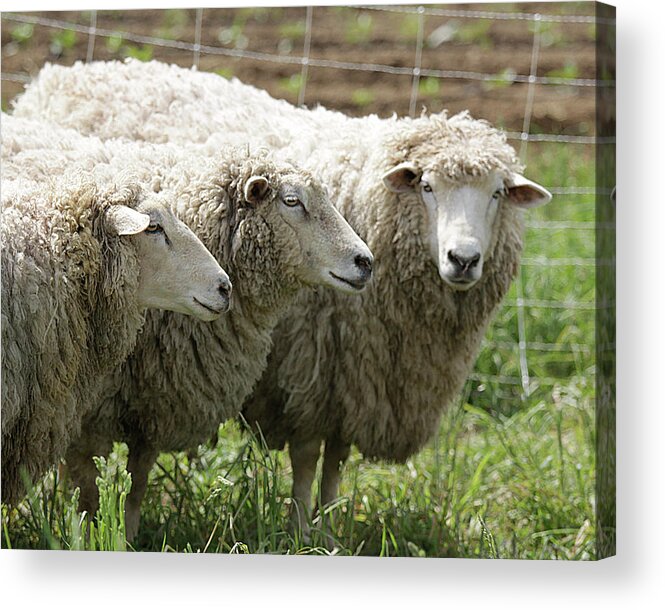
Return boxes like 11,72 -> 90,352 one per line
1,141 -> 599,559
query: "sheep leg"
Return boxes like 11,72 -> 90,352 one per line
288,438 -> 322,542
124,442 -> 158,543
317,437 -> 350,545
320,437 -> 350,507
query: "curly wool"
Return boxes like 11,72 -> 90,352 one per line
62,149 -> 330,529
384,111 -> 523,181
245,157 -> 524,461
243,111 -> 525,462
12,60 -> 526,476
3,129 -> 339,525
1,174 -> 146,504
2,116 -> 313,451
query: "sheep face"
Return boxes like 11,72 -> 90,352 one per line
244,174 -> 374,293
383,165 -> 551,290
107,195 -> 232,320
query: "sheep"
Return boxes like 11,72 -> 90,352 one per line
242,113 -> 553,536
11,59 -> 325,148
3,115 -> 374,538
1,166 -> 231,506
12,60 -> 551,537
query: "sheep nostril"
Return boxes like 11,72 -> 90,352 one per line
448,250 -> 481,272
447,250 -> 462,269
355,253 -> 373,276
218,278 -> 232,298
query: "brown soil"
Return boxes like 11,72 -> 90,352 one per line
1,4 -> 599,134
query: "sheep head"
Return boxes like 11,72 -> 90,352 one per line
104,189 -> 231,320
382,112 -> 551,290
234,163 -> 374,299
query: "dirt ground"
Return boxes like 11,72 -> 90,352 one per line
2,4 -> 600,134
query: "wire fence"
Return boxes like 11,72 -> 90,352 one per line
1,4 -> 614,404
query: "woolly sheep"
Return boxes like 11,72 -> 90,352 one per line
13,61 -> 551,537
3,115 -> 374,538
1,164 -> 230,505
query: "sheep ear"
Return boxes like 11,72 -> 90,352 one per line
382,163 -> 422,193
105,205 -> 151,236
505,174 -> 552,208
244,176 -> 271,205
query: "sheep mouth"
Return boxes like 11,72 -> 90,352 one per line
193,297 -> 227,315
329,272 -> 366,291
444,276 -> 479,291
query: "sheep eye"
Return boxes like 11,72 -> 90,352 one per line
422,183 -> 433,193
282,195 -> 301,207
145,223 -> 164,234
492,189 -> 503,200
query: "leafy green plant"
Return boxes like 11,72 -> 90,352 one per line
157,8 -> 189,40
351,88 -> 375,108
105,34 -> 153,62
11,23 -> 34,45
533,21 -> 568,48
49,30 -> 77,56
453,19 -> 492,48
482,68 -> 518,91
279,74 -> 303,96
217,24 -> 248,50
215,68 -> 234,80
236,7 -> 274,22
106,33 -> 124,54
418,76 -> 440,98
345,13 -> 373,45
547,61 -> 581,80
279,20 -> 306,41
399,14 -> 421,42
124,44 -> 154,62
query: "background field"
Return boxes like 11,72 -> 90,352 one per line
0,3 -> 612,558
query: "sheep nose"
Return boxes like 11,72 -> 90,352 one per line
218,276 -> 232,299
354,253 -> 373,279
447,250 -> 481,273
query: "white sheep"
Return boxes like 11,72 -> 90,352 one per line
2,114 -> 373,538
1,160 -> 230,505
12,61 -> 551,538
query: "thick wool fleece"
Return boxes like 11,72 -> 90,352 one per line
74,148 -> 311,449
2,118 -> 313,450
1,175 -> 146,504
11,59 -> 328,148
12,60 -> 527,485
243,115 -> 525,461
8,136 -> 341,523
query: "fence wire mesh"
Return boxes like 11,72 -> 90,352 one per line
1,4 -> 613,412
